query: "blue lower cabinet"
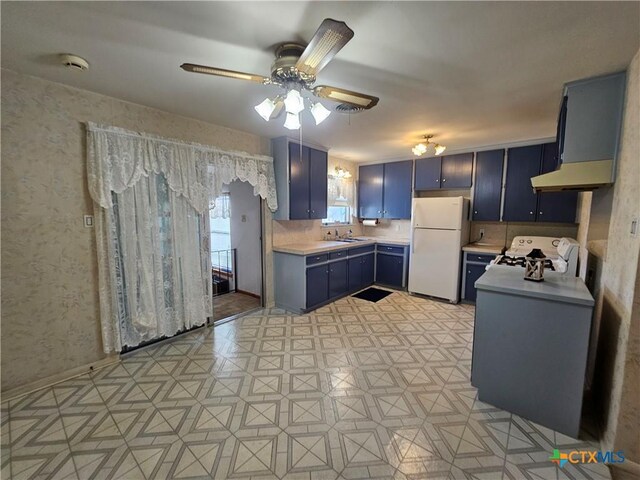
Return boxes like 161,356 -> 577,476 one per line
348,257 -> 362,292
306,264 -> 329,309
348,254 -> 374,291
329,259 -> 348,299
376,253 -> 404,288
361,254 -> 375,287
464,263 -> 487,302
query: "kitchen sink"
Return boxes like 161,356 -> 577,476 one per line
335,238 -> 365,243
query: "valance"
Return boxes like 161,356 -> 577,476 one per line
86,122 -> 278,213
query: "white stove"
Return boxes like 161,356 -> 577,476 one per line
489,236 -> 579,276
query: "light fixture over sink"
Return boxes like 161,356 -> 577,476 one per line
412,134 -> 446,156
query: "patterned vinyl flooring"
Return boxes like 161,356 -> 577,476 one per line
2,291 -> 610,480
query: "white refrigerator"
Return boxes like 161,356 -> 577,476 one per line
408,197 -> 470,303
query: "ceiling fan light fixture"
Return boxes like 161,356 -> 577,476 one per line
283,112 -> 301,130
254,97 -> 276,121
310,102 -> 331,125
434,144 -> 446,155
284,89 -> 305,114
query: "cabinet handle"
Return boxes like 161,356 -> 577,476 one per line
436,179 -> 439,183
474,210 -> 478,214
307,209 -> 310,213
539,211 -> 543,215
442,178 -> 446,182
529,211 -> 534,215
468,270 -> 471,274
378,210 -> 381,214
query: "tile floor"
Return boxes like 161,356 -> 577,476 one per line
2,291 -> 610,480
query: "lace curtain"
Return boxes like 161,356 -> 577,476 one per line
87,123 -> 276,353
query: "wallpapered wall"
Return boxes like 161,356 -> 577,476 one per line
576,49 -> 640,462
597,48 -> 640,461
0,69 -> 270,392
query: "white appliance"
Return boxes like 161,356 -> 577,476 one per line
408,197 -> 470,303
488,236 -> 579,275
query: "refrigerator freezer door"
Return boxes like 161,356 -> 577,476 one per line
408,228 -> 463,302
412,197 -> 465,230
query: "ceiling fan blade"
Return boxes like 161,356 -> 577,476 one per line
295,19 -> 354,76
180,63 -> 269,84
271,100 -> 284,119
313,85 -> 379,110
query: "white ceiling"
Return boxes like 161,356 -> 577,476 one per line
2,2 -> 638,161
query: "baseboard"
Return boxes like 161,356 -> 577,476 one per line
2,355 -> 120,403
610,459 -> 640,480
236,289 -> 261,300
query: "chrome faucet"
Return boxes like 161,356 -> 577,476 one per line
334,229 -> 339,239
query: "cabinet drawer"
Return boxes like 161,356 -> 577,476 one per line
348,245 -> 375,256
377,244 -> 405,255
465,253 -> 495,264
306,254 -> 328,265
329,250 -> 348,260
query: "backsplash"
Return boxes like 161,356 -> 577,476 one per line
362,219 -> 411,239
470,221 -> 579,247
272,220 -> 363,246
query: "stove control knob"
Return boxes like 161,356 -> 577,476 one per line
519,240 -> 524,243
552,239 -> 560,247
527,240 -> 532,244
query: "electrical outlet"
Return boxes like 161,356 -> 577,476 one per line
83,215 -> 94,228
241,214 -> 247,223
479,228 -> 485,239
631,217 -> 638,238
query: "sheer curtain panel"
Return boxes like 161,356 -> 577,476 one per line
87,123 -> 277,353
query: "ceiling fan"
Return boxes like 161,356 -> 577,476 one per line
180,18 -> 379,129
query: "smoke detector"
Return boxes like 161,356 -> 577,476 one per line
59,54 -> 89,72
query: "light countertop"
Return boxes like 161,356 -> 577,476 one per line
462,242 -> 505,255
272,236 -> 409,256
476,267 -> 594,307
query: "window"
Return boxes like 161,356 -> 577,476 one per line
323,169 -> 355,225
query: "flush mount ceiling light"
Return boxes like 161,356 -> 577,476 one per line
412,134 -> 446,157
181,18 -> 379,130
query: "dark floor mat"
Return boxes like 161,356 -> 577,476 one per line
352,287 -> 393,302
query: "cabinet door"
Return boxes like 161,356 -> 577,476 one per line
329,259 -> 348,299
503,145 -> 541,222
376,253 -> 404,288
440,153 -> 473,189
289,142 -> 310,220
306,264 -> 329,308
414,157 -> 441,190
358,164 -> 384,218
472,150 -> 504,221
361,253 -> 375,288
464,264 -> 487,302
309,148 -> 328,220
382,160 -> 413,219
348,257 -> 363,292
536,143 -> 578,223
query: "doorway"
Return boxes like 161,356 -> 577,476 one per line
210,180 -> 263,321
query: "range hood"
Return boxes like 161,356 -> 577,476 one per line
531,159 -> 614,192
530,72 -> 625,193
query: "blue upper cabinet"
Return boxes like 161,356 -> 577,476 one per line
537,143 -> 578,223
503,145 -> 542,222
289,143 -> 311,220
308,148 -> 328,220
504,143 -> 577,223
383,160 -> 413,219
440,153 -> 473,189
415,153 -> 473,190
272,137 -> 328,220
414,157 -> 441,190
359,161 -> 412,219
358,164 -> 384,218
472,150 -> 504,221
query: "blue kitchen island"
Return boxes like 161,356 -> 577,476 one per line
471,267 -> 594,438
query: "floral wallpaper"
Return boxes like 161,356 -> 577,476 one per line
1,69 -> 270,392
